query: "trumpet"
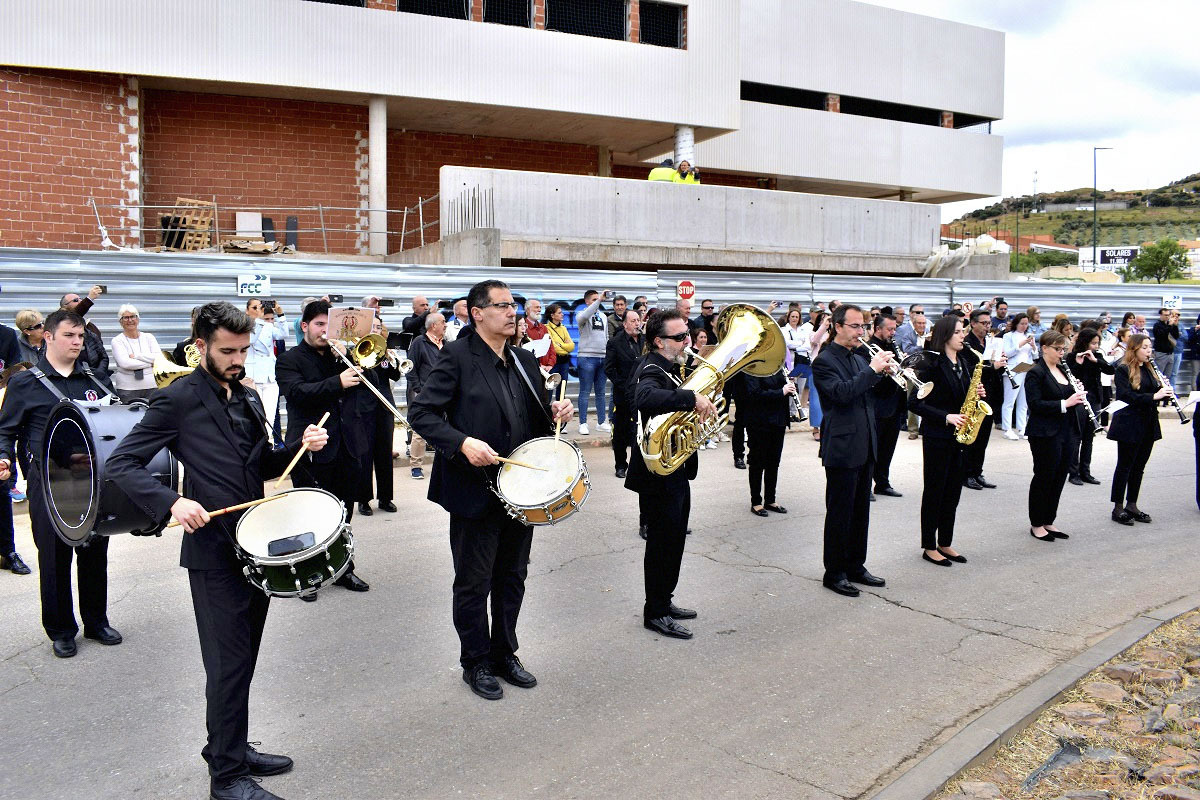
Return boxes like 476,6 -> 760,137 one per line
1149,361 -> 1190,424
858,336 -> 934,399
540,367 -> 563,392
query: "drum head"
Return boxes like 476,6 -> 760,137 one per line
236,488 -> 346,559
42,406 -> 99,543
496,437 -> 582,507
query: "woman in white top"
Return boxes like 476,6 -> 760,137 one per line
1000,312 -> 1037,439
244,298 -> 288,443
111,304 -> 161,403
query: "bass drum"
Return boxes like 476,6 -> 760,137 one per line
40,399 -> 179,546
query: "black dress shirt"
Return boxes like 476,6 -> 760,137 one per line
489,350 -> 535,456
200,368 -> 260,463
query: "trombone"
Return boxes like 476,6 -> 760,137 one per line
322,333 -> 411,430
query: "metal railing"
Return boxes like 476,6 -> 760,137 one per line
397,194 -> 440,251
441,185 -> 494,238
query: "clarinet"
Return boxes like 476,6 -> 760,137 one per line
986,333 -> 1019,389
780,365 -> 803,422
1149,361 -> 1190,424
1061,359 -> 1104,434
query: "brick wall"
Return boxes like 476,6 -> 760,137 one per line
142,90 -> 368,253
0,68 -> 140,250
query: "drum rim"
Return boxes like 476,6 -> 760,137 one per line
41,401 -> 101,543
234,487 -> 349,564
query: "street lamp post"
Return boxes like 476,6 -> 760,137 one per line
1093,146 -> 1112,269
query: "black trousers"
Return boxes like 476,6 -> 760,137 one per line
641,483 -> 690,619
730,398 -> 745,461
822,461 -> 873,582
873,411 -> 901,489
365,414 -> 394,504
965,413 -> 993,479
448,511 -> 533,668
1111,438 -> 1155,506
611,394 -> 636,471
921,438 -> 966,550
29,472 -> 109,640
189,567 -> 269,784
747,426 -> 785,506
1028,430 -> 1072,527
0,481 -> 13,555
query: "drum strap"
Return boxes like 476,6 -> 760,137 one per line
29,365 -> 115,403
506,346 -> 554,426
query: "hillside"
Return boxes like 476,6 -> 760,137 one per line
949,173 -> 1200,247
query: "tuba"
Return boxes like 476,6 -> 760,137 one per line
954,349 -> 993,445
153,342 -> 200,389
639,304 -> 785,476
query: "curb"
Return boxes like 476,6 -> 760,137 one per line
870,591 -> 1200,800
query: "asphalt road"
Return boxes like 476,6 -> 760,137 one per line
0,422 -> 1196,800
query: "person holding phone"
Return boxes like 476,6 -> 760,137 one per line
58,284 -> 110,378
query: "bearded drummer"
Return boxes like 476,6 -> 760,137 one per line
0,309 -> 119,659
408,280 -> 573,701
107,302 -> 328,800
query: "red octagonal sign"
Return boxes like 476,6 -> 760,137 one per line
676,280 -> 696,301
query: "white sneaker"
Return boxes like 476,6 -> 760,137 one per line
597,422 -> 612,432
1003,429 -> 1019,441
707,440 -> 718,449
579,424 -> 590,435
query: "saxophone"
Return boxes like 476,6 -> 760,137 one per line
954,349 -> 993,445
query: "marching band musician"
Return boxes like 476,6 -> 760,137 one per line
624,309 -> 715,638
356,315 -> 402,515
107,302 -> 329,800
1107,334 -> 1171,526
604,308 -> 643,486
0,309 -> 120,659
408,280 -> 573,701
741,368 -> 796,517
1023,331 -> 1087,542
275,299 -> 372,600
868,314 -> 905,499
963,308 -> 1006,490
811,304 -> 892,598
1065,328 -> 1113,486
909,315 -> 983,567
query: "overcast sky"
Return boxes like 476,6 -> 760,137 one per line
866,0 -> 1200,222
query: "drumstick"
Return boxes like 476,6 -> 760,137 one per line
553,379 -> 567,444
495,456 -> 548,472
274,411 -> 330,489
166,493 -> 286,528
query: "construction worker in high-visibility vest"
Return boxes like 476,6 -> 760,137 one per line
647,159 -> 675,182
672,159 -> 700,184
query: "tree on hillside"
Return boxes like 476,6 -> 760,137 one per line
1129,239 -> 1188,283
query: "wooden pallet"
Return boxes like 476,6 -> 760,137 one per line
161,197 -> 215,251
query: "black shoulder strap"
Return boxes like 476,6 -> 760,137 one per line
29,367 -> 68,402
79,364 -> 116,399
507,346 -> 554,425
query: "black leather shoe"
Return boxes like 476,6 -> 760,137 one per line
210,775 -> 287,800
1127,509 -> 1152,523
848,570 -> 885,587
976,476 -> 997,489
936,548 -> 967,563
751,506 -> 768,517
335,571 -> 370,592
615,467 -> 627,479
685,529 -> 692,536
356,502 -> 373,516
245,743 -> 293,777
83,626 -> 122,645
1111,510 -> 1134,526
463,663 -> 503,700
764,503 -> 788,514
638,524 -> 648,541
644,616 -> 693,639
493,655 -> 537,688
874,486 -> 903,498
378,501 -> 398,513
52,637 -> 77,658
922,551 -> 953,567
1080,474 -> 1101,485
1068,475 -> 1084,486
668,604 -> 697,620
300,592 -> 319,602
733,458 -> 747,470
1030,527 -> 1055,542
964,477 -> 984,491
870,493 -> 876,502
1,552 -> 30,575
823,578 -> 860,598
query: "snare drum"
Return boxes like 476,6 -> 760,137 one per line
41,399 -> 179,546
494,437 -> 590,526
234,488 -> 354,598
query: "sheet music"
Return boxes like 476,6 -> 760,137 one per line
523,337 -> 552,358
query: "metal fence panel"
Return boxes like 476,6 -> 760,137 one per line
812,274 -> 954,313
952,280 -> 1200,323
656,270 -> 815,311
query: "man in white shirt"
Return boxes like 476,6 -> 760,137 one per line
244,299 -> 288,444
444,299 -> 471,342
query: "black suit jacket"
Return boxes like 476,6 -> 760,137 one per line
343,358 -> 401,458
741,372 -> 789,430
1107,364 -> 1162,443
868,336 -> 905,419
1024,361 -> 1080,439
604,333 -> 643,402
408,334 -> 553,519
0,325 -> 22,372
910,352 -> 971,440
623,352 -> 698,492
406,334 -> 443,403
811,343 -> 883,469
276,340 -> 364,463
106,370 -> 300,570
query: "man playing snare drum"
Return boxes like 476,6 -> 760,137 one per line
409,280 -> 573,701
107,302 -> 328,800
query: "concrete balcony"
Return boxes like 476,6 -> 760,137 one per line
436,166 -> 945,276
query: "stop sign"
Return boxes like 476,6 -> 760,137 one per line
676,280 -> 696,301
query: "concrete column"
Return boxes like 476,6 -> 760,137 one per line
940,111 -> 954,128
673,125 -> 695,166
368,96 -> 388,256
825,94 -> 840,112
597,146 -> 612,177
